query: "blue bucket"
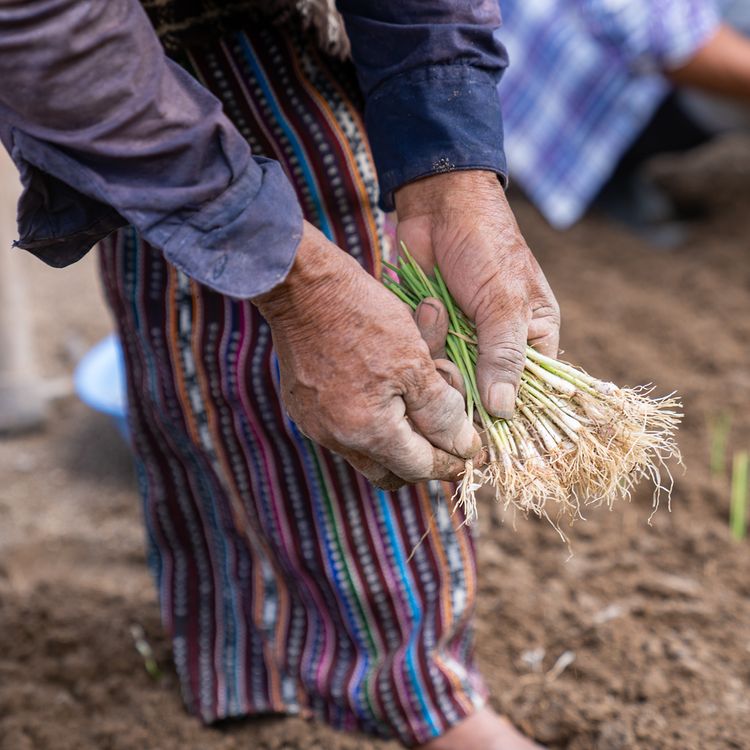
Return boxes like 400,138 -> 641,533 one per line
74,334 -> 129,440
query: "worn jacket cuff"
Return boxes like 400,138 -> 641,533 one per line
10,125 -> 302,299
159,158 -> 303,299
365,65 -> 508,212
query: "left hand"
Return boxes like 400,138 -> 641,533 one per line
254,221 -> 480,490
395,170 -> 561,419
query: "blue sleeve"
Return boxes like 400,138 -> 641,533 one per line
0,0 -> 302,299
336,1 -> 510,210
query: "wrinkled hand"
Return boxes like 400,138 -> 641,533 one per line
396,171 -> 560,419
253,221 -> 481,490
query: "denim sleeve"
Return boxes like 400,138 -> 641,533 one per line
0,0 -> 302,299
336,1 -> 509,211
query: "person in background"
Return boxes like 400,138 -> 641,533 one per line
0,1 -> 559,748
497,0 -> 750,243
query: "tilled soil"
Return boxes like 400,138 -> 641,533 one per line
1,136 -> 750,750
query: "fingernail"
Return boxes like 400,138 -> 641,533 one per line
488,382 -> 517,419
455,419 -> 481,458
417,300 -> 440,328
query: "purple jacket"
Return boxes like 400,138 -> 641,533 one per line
0,0 -> 508,298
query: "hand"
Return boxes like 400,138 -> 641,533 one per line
395,171 -> 560,419
253,221 -> 481,489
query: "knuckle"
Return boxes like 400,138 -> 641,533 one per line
366,429 -> 394,456
435,360 -> 461,389
502,288 -> 529,310
533,296 -> 561,327
329,410 -> 383,451
484,341 -> 526,373
400,354 -> 438,393
439,382 -> 467,416
408,371 -> 465,424
422,403 -> 457,437
475,280 -> 528,319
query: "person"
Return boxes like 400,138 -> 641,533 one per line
496,0 -> 750,237
0,2 -> 560,748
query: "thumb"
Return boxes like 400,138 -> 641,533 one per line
475,305 -> 529,419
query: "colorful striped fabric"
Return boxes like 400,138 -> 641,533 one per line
98,24 -> 486,746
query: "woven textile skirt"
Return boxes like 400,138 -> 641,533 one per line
98,24 -> 486,747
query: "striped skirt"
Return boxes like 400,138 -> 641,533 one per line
98,24 -> 486,747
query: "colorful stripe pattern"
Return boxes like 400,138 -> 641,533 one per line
98,25 -> 485,746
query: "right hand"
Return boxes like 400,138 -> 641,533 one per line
396,171 -> 561,419
253,222 -> 481,490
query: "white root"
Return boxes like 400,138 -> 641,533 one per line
456,361 -> 682,536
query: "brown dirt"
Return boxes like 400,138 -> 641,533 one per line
2,135 -> 750,750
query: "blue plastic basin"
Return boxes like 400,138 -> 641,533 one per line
74,334 -> 129,440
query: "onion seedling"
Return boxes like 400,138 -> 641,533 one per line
730,451 -> 748,542
709,412 -> 732,479
384,247 -> 683,535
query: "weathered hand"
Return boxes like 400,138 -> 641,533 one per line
253,221 -> 481,489
396,171 -> 560,419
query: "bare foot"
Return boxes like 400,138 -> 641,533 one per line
418,706 -> 544,750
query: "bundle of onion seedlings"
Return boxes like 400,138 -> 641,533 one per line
383,248 -> 682,535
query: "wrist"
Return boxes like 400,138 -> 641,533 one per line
253,221 -> 368,333
394,170 -> 504,220
253,222 -> 336,321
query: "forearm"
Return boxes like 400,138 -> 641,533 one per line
667,24 -> 750,103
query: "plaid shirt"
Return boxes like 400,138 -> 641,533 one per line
497,0 -> 722,227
